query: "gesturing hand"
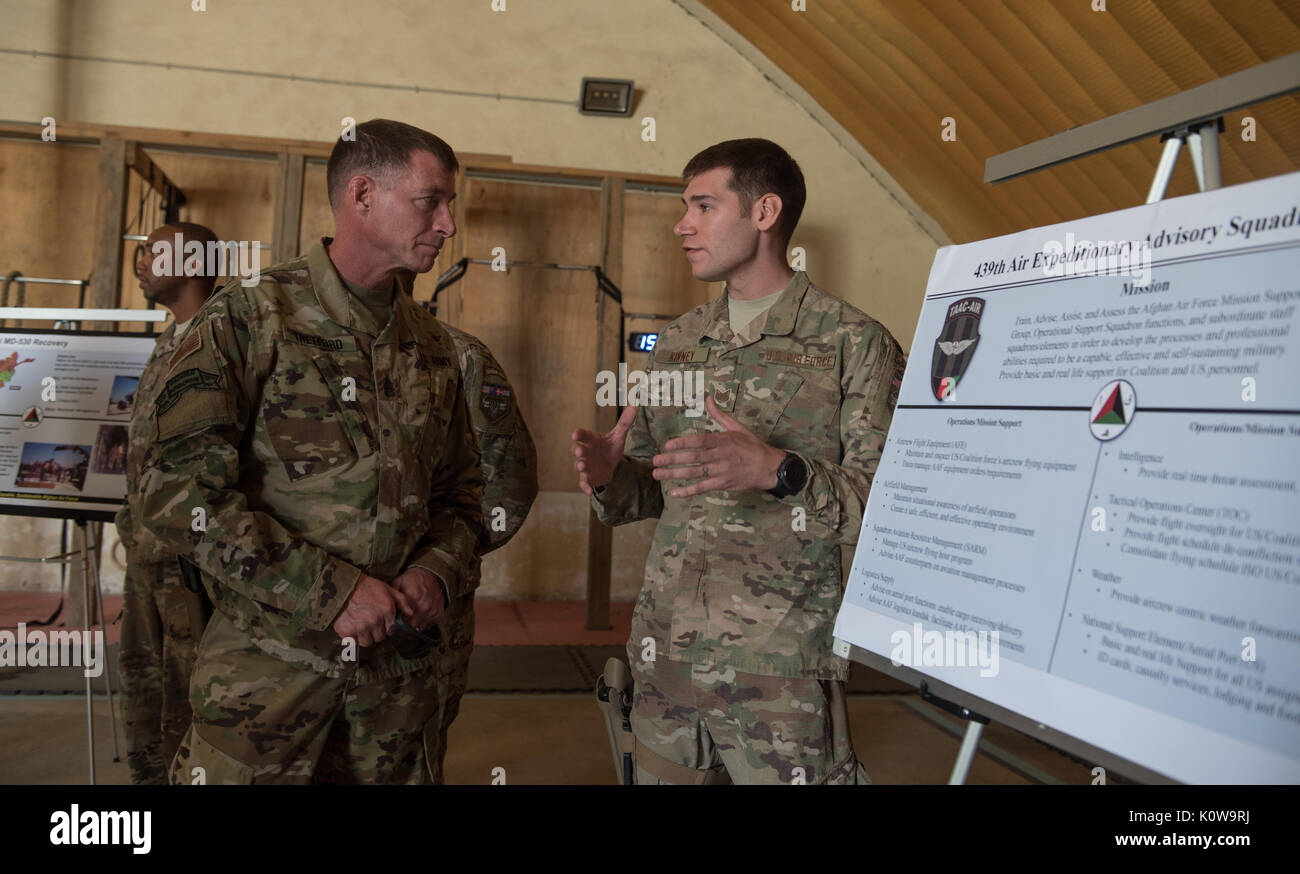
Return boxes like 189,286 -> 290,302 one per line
332,574 -> 415,647
571,404 -> 638,496
652,394 -> 786,498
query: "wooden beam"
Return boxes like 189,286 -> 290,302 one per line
129,143 -> 186,211
463,159 -> 684,190
271,151 -> 306,264
586,177 -> 625,631
0,119 -> 511,165
87,135 -> 128,322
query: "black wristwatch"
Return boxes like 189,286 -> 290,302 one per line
767,452 -> 808,499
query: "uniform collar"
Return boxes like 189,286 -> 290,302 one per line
308,237 -> 390,337
700,270 -> 810,343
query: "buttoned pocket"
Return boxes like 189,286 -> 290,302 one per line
407,366 -> 460,466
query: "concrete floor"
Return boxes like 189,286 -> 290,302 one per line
0,594 -> 1100,785
0,691 -> 1095,785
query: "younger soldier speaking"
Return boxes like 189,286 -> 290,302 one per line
572,139 -> 905,784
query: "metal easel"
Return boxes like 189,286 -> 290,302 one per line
917,54 -> 1300,787
0,304 -> 166,784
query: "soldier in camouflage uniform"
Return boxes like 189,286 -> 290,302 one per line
427,318 -> 538,777
573,139 -> 905,785
137,120 -> 484,784
116,221 -> 220,784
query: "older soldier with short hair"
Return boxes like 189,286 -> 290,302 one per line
573,139 -> 905,785
138,119 -> 483,783
117,221 -> 220,784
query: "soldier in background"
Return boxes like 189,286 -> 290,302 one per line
420,310 -> 538,779
572,139 -> 905,785
117,221 -> 220,784
138,119 -> 484,783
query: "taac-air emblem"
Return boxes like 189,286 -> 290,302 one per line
931,297 -> 984,401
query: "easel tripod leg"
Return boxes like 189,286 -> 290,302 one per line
948,721 -> 985,785
80,520 -> 95,785
87,522 -> 121,762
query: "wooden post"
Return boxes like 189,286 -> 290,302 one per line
86,135 -> 129,331
586,177 -> 625,630
70,136 -> 129,626
272,151 -> 305,265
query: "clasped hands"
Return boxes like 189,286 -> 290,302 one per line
332,566 -> 444,647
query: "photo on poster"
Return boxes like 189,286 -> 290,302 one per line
15,443 -> 92,492
106,375 -> 138,417
91,425 -> 128,475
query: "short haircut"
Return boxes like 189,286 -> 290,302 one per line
159,221 -> 221,284
326,119 -> 459,210
682,138 -> 806,244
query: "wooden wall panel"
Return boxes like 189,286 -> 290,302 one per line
621,189 -> 720,320
299,160 -> 334,258
0,139 -> 100,324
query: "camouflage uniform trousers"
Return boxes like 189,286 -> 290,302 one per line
630,655 -> 871,785
168,611 -> 455,784
119,557 -> 198,785
427,593 -> 474,780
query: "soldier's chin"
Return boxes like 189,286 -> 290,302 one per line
409,249 -> 440,274
691,260 -> 725,284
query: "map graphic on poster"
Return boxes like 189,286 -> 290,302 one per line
0,330 -> 157,519
834,171 -> 1300,784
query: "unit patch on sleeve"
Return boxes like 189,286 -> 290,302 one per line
480,383 -> 513,423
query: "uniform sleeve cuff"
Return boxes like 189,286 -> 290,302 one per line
408,554 -> 460,602
298,556 -> 364,632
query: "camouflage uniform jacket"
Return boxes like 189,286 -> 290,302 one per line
138,240 -> 484,682
594,271 -> 904,680
115,320 -> 183,563
443,323 -> 539,553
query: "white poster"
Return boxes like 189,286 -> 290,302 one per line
0,330 -> 156,519
834,171 -> 1300,784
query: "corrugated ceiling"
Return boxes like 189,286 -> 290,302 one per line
701,0 -> 1300,242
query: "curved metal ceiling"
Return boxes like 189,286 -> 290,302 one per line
700,0 -> 1300,242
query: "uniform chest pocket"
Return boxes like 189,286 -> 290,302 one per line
735,371 -> 805,443
261,353 -> 373,481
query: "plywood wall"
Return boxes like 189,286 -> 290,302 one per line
0,138 -> 100,319
0,139 -> 716,603
440,178 -> 717,601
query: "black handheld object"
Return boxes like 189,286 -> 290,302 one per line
177,557 -> 205,594
387,616 -> 442,660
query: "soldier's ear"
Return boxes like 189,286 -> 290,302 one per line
754,193 -> 783,234
346,174 -> 379,215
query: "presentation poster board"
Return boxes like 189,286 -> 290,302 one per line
834,172 -> 1300,784
0,330 -> 156,521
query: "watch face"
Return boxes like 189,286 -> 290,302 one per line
782,453 -> 807,491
